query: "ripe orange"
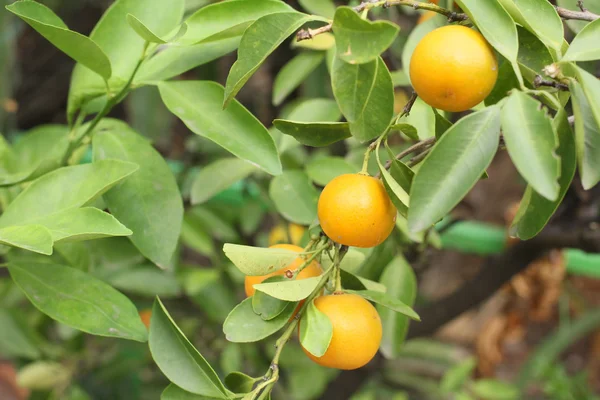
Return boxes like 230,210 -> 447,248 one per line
139,309 -> 152,329
409,25 -> 498,112
244,244 -> 322,297
300,293 -> 382,370
318,174 -> 396,248
268,223 -> 306,246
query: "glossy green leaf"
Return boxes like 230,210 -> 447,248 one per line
68,0 -> 184,119
180,0 -> 293,45
320,247 -> 366,274
306,156 -> 356,186
440,358 -> 477,394
252,276 -> 293,321
299,298 -> 332,357
223,244 -> 300,276
471,380 -> 519,400
402,98 -> 435,140
0,225 -> 53,255
486,56 -> 520,106
386,143 -> 415,194
0,308 -> 41,359
570,78 -> 600,189
497,0 -> 563,53
224,12 -> 315,107
273,51 -> 325,106
298,0 -> 335,18
93,124 -> 183,269
272,121 -> 351,147
223,298 -> 295,343
149,298 -> 228,398
181,214 -> 215,257
6,0 -> 111,80
102,265 -> 181,298
161,384 -> 219,400
269,170 -> 319,224
510,111 -> 576,239
408,107 -> 501,232
390,123 -> 418,141
340,269 -> 387,293
501,91 -> 560,201
378,256 -> 417,359
332,56 -> 394,141
574,66 -> 600,132
126,14 -> 186,44
224,372 -> 257,394
377,141 -> 409,214
346,289 -> 419,320
563,19 -> 600,61
332,6 -> 399,64
191,158 -> 257,205
557,0 -> 600,34
9,262 -> 147,342
254,276 -> 321,301
454,0 -> 519,63
0,160 -> 138,228
434,110 -> 453,139
159,81 -> 281,176
401,14 -> 446,84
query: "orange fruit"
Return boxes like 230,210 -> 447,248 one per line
268,223 -> 306,246
300,293 -> 382,370
409,25 -> 498,112
318,174 -> 396,248
244,244 -> 322,297
139,309 -> 152,329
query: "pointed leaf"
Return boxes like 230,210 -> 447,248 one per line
191,158 -> 257,205
150,298 -> 228,398
332,6 -> 399,64
224,372 -> 258,394
408,107 -> 501,232
93,124 -> 183,269
252,276 -> 292,321
273,51 -> 325,106
254,276 -> 321,301
224,12 -> 316,106
272,121 -> 351,147
0,225 -> 53,255
570,79 -> 600,189
6,0 -> 111,80
401,98 -> 435,140
159,81 -> 281,176
127,14 -> 186,44
8,262 -> 148,342
441,358 -> 477,394
223,298 -> 295,343
269,170 -> 319,224
306,156 -> 356,186
563,18 -> 600,61
377,141 -> 409,214
298,299 -> 333,357
0,160 -> 138,228
378,256 -> 417,359
223,244 -> 300,276
511,111 -> 576,239
346,289 -> 420,321
501,91 -> 560,200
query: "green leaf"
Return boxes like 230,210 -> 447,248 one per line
298,298 -> 333,357
6,0 -> 111,80
126,14 -> 186,44
181,214 -> 215,257
306,156 -> 356,186
402,98 -> 435,140
68,0 -> 184,119
510,111 -> 576,239
224,12 -> 315,107
0,225 -> 53,255
298,0 -> 335,18
570,78 -> 600,189
408,107 -> 501,232
340,269 -> 387,293
390,123 -> 418,141
497,0 -> 563,53
516,27 -> 554,86
486,57 -> 520,106
136,38 -> 239,83
149,298 -> 228,398
254,276 -> 321,301
332,6 -> 399,64
93,124 -> 183,269
320,248 -> 367,274
161,384 -> 218,400
180,0 -> 293,45
471,380 -> 519,400
224,372 -> 257,394
433,110 -> 453,139
563,19 -> 600,61
269,170 -> 319,225
159,81 -> 281,176
401,14 -> 446,84
346,289 -> 419,321
0,160 -> 138,228
293,32 -> 336,51
332,56 -> 394,141
391,70 -> 410,87
0,308 -> 41,359
102,265 -> 181,298
557,0 -> 600,34
272,121 -> 351,147
8,262 -> 147,342
222,244 -> 300,276
223,298 -> 295,343
191,158 -> 257,205
501,91 -> 560,201
440,358 -> 476,393
378,256 -> 417,359
454,0 -> 519,64
252,276 -> 293,321
377,141 -> 409,214
273,51 -> 325,106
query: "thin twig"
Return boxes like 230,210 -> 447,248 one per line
578,0 -> 587,12
374,137 -> 435,178
407,148 -> 431,167
555,5 -> 600,21
400,91 -> 418,118
296,0 -> 467,42
533,75 -> 569,91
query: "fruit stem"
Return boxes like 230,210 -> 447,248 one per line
293,242 -> 331,278
334,245 -> 348,292
361,134 -> 386,175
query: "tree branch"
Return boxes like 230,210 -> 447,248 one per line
374,137 -> 435,179
555,5 -> 600,21
533,75 -> 569,91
